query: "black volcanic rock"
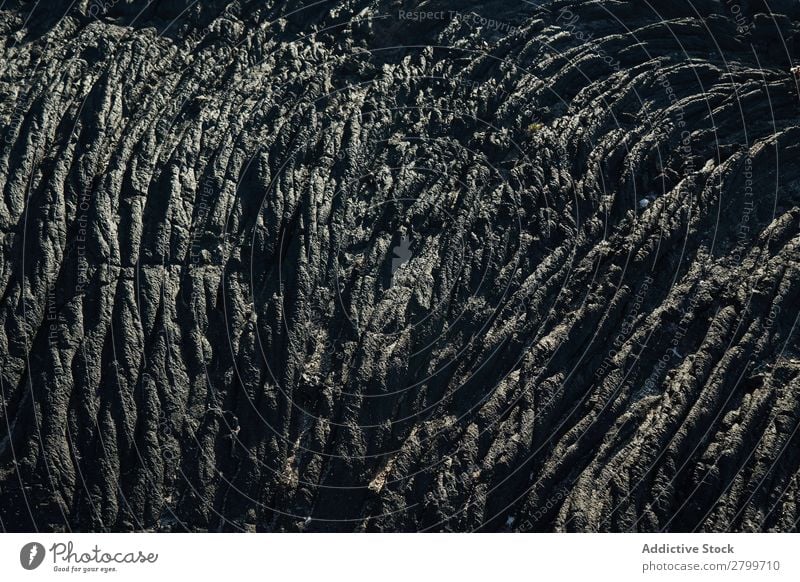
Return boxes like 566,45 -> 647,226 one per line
0,0 -> 799,532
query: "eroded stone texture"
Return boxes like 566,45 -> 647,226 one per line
0,0 -> 799,532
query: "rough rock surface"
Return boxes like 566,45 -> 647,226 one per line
1,0 -> 799,532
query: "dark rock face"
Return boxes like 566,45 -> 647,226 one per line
1,0 -> 799,532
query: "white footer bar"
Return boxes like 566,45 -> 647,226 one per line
1,533 -> 797,581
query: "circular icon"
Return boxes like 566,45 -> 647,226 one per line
20,542 -> 45,570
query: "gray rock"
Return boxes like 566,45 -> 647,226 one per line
0,0 -> 799,532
